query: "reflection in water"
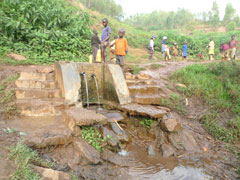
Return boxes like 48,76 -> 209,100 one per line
125,145 -> 212,180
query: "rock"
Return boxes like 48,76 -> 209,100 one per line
128,85 -> 159,95
34,166 -> 72,180
25,127 -> 72,149
160,118 -> 182,132
101,127 -> 119,146
36,67 -> 54,74
106,112 -> 125,122
148,144 -> 156,156
155,106 -> 171,112
169,129 -> 197,151
161,143 -> 176,158
101,149 -> 129,167
110,122 -> 129,142
134,95 -> 162,105
125,72 -> 133,80
73,138 -> 101,165
137,73 -> 151,80
6,53 -> 27,61
176,83 -> 187,89
120,104 -> 167,119
63,107 -> 107,135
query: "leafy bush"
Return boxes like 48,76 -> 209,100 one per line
226,21 -> 236,32
0,0 -> 92,64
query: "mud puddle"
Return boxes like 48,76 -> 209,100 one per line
123,144 -> 212,180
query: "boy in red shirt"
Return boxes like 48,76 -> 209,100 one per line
111,29 -> 128,68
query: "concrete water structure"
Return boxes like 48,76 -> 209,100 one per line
54,61 -> 131,106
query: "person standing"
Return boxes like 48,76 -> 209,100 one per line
182,42 -> 188,60
110,35 -> 118,62
173,43 -> 178,60
114,29 -> 128,68
91,29 -> 101,63
101,18 -> 111,63
148,36 -> 155,60
161,36 -> 167,59
229,35 -> 237,60
208,37 -> 215,61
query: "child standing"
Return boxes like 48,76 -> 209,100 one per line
208,37 -> 215,60
91,29 -> 101,63
182,42 -> 188,60
110,36 -> 118,62
164,45 -> 171,61
113,29 -> 128,68
101,18 -> 111,63
148,36 -> 155,60
173,43 -> 178,60
229,35 -> 237,60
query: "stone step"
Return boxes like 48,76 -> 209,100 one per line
133,95 -> 162,105
16,98 -> 65,117
119,103 -> 167,119
19,71 -> 55,81
128,85 -> 160,96
15,88 -> 62,99
15,79 -> 58,89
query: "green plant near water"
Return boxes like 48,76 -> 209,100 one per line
82,126 -> 106,152
139,118 -> 153,129
9,141 -> 53,180
0,0 -> 92,64
172,61 -> 240,142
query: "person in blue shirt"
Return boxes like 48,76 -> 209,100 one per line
161,36 -> 167,59
101,18 -> 111,63
182,41 -> 188,60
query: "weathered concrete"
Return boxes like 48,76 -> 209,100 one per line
76,63 -> 131,105
19,71 -> 55,81
16,99 -> 63,117
128,85 -> 160,96
15,88 -> 61,99
133,95 -> 162,105
54,62 -> 81,103
15,79 -> 57,89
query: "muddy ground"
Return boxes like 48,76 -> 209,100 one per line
0,61 -> 239,180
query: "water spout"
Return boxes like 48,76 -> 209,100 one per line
91,74 -> 101,110
80,72 -> 89,109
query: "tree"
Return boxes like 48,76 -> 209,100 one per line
226,21 -> 236,32
209,1 -> 220,26
223,3 -> 236,25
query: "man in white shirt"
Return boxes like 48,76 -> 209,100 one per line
149,36 -> 155,60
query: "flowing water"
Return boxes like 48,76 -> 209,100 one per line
82,73 -> 89,109
92,75 -> 101,109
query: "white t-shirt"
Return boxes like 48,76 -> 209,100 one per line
149,39 -> 154,49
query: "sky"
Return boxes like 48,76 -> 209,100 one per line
115,0 -> 240,19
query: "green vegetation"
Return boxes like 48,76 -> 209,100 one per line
172,62 -> 240,142
150,64 -> 165,70
0,74 -> 19,117
0,0 -> 92,64
82,126 -> 106,152
79,0 -> 123,20
139,118 -> 153,129
9,141 -> 53,180
131,65 -> 145,74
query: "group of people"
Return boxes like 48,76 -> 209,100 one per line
91,18 -> 128,68
219,35 -> 237,61
148,36 -> 188,61
91,18 -> 237,66
149,35 -> 238,61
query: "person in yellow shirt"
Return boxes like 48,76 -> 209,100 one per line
208,37 -> 215,61
111,29 -> 128,68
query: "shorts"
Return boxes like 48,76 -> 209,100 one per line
101,42 -> 109,57
116,55 -> 124,66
